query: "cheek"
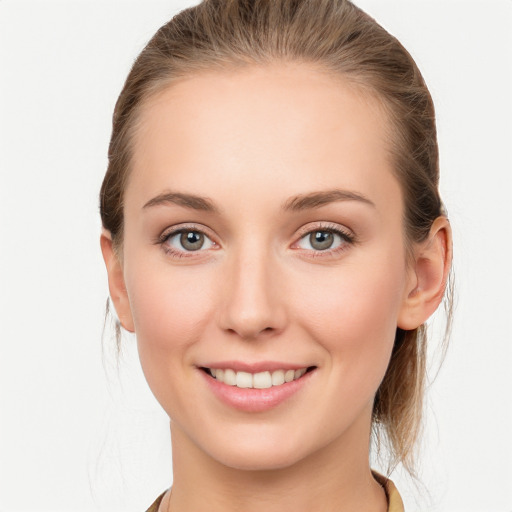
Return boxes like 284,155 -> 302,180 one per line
294,253 -> 406,384
127,250 -> 213,330
124,256 -> 215,381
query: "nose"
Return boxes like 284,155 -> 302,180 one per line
217,242 -> 287,340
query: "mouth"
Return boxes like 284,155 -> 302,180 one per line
200,366 -> 317,389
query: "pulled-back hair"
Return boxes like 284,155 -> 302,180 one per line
100,0 -> 453,477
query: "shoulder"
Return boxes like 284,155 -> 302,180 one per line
372,470 -> 405,512
145,477 -> 403,512
145,489 -> 168,512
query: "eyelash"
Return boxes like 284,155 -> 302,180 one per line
157,224 -> 217,259
156,222 -> 356,259
293,223 -> 356,258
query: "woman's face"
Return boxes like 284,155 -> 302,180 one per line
119,62 -> 414,470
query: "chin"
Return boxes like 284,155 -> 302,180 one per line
212,447 -> 306,472
201,429 -> 320,472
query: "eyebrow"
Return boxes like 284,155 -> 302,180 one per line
142,188 -> 375,213
281,189 -> 376,211
143,192 -> 220,213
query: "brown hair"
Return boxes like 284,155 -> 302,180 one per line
100,0 -> 453,477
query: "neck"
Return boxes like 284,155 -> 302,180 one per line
166,415 -> 387,512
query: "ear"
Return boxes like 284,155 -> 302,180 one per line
398,216 -> 452,330
100,230 -> 135,333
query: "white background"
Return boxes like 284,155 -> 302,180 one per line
0,1 -> 511,511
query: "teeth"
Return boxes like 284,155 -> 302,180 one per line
236,371 -> 253,388
253,371 -> 271,389
207,367 -> 311,388
224,369 -> 237,386
294,368 -> 307,379
271,370 -> 285,386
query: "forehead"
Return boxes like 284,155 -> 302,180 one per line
127,62 -> 399,213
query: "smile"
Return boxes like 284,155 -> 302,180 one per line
199,364 -> 317,412
203,367 -> 314,389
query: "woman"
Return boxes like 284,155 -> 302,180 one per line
99,0 -> 453,510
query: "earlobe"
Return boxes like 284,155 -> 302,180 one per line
100,230 -> 135,333
397,216 -> 452,330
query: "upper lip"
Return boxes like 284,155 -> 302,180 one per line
198,361 -> 315,373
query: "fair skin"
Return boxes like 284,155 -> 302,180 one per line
101,62 -> 451,512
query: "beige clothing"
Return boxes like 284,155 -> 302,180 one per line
145,471 -> 405,512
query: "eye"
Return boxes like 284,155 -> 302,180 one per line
161,227 -> 216,256
294,225 -> 355,254
304,231 -> 336,251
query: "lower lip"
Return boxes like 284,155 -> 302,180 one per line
199,368 -> 316,413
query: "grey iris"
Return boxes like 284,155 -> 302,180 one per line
310,231 -> 333,250
181,231 -> 204,251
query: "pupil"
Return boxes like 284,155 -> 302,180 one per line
181,231 -> 204,251
310,231 -> 333,250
